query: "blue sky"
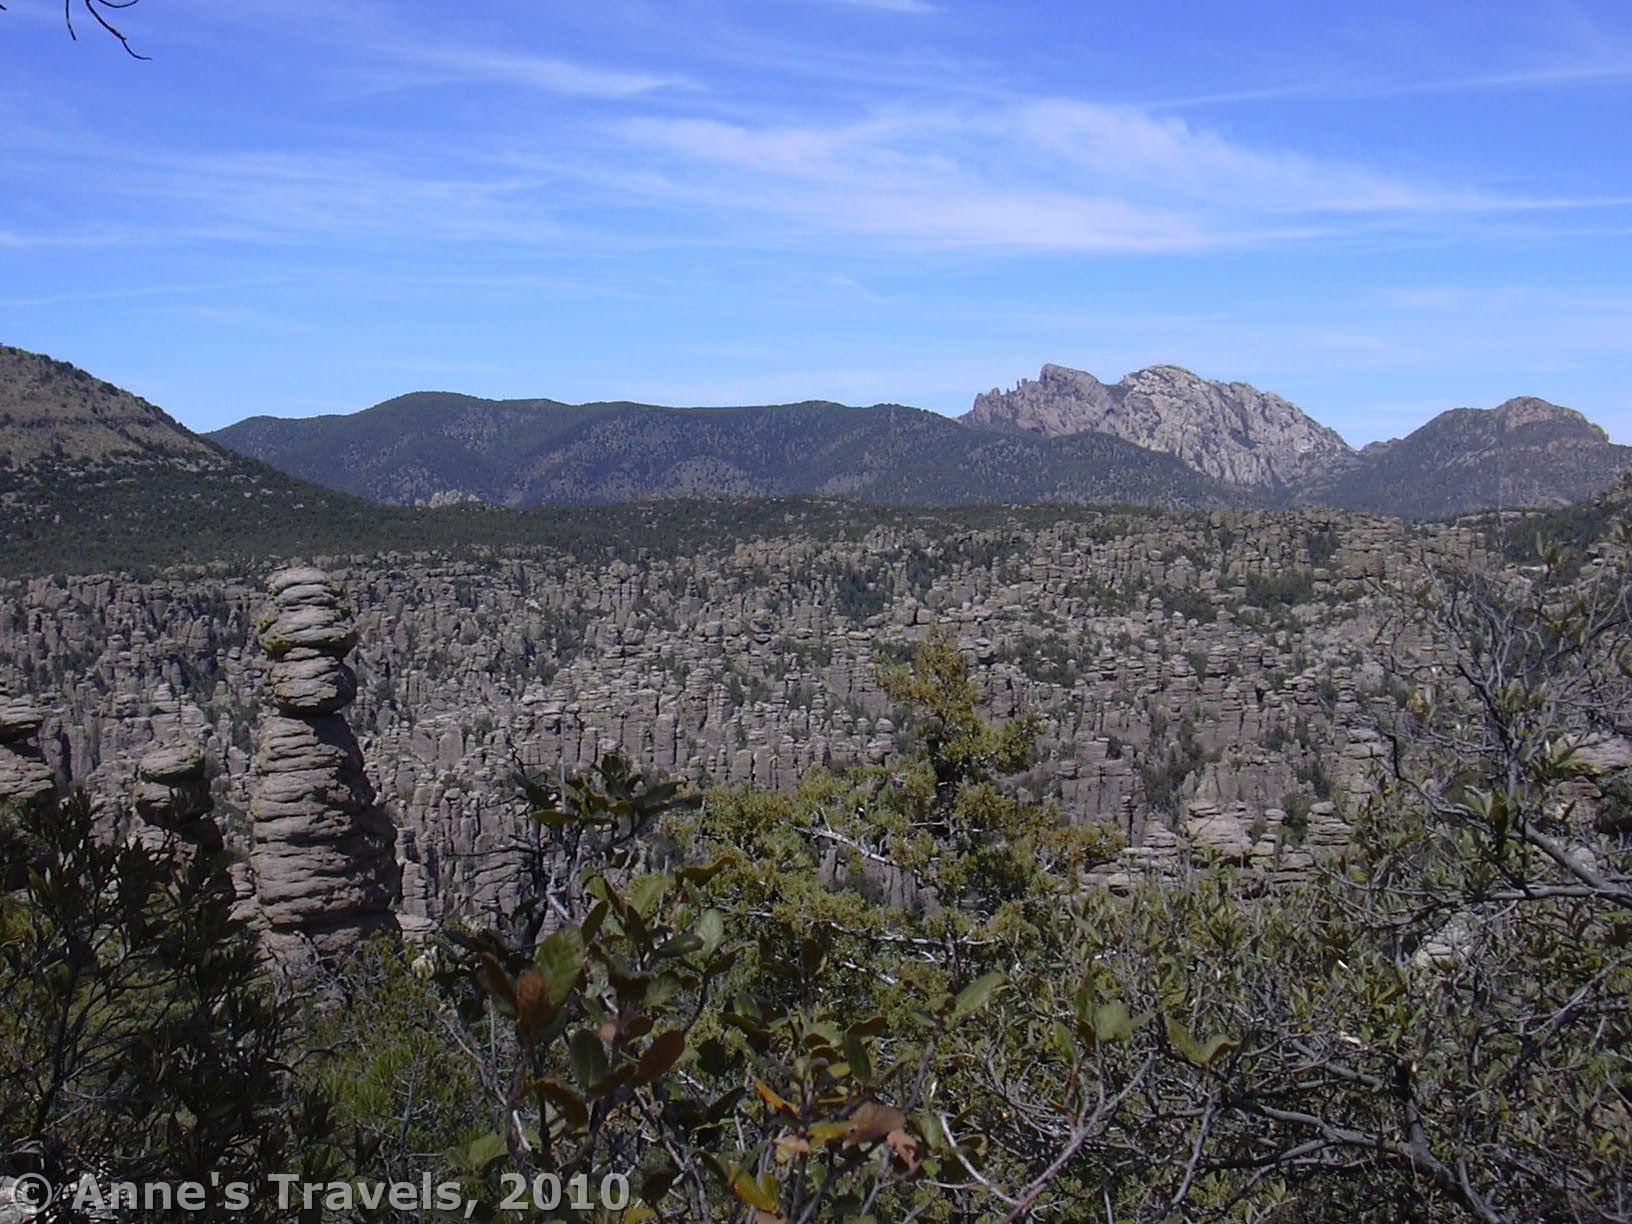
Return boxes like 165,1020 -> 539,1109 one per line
3,0 -> 1630,444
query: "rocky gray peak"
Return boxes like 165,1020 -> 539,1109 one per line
1492,396 -> 1606,438
0,695 -> 53,808
965,364 -> 1122,436
964,363 -> 1358,491
133,742 -> 222,854
250,565 -> 399,964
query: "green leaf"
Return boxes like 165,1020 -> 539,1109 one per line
1071,976 -> 1098,1026
842,1030 -> 875,1083
463,1132 -> 507,1172
727,1167 -> 780,1212
656,931 -> 704,958
1093,1001 -> 1134,1044
697,909 -> 725,956
1049,1019 -> 1075,1061
569,1029 -> 609,1093
676,854 -> 732,884
536,926 -> 585,1007
1165,1017 -> 1238,1068
626,873 -> 669,917
704,945 -> 742,977
580,898 -> 610,942
951,971 -> 1005,1020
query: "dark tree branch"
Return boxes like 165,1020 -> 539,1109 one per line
56,0 -> 150,59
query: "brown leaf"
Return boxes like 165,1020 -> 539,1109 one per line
885,1127 -> 922,1174
476,953 -> 517,1015
773,1133 -> 811,1160
630,1028 -> 686,1086
846,1100 -> 908,1145
755,1078 -> 798,1116
515,969 -> 551,1036
528,1077 -> 588,1129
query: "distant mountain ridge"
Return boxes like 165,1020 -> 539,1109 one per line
1321,395 -> 1632,517
963,362 -> 1627,514
964,362 -> 1358,492
5,342 -> 1627,532
211,391 -> 1242,510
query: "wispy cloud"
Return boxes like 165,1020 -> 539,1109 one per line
161,0 -> 689,99
604,99 -> 1612,254
0,224 -> 144,250
825,0 -> 938,13
130,149 -> 563,244
388,46 -> 690,98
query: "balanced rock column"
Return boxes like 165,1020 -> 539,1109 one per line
133,743 -> 223,856
0,697 -> 54,810
250,566 -> 399,962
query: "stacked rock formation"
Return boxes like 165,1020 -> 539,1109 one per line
250,566 -> 399,963
132,742 -> 223,855
0,696 -> 53,809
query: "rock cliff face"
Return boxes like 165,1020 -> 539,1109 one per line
965,364 -> 1358,492
249,566 -> 399,963
0,697 -> 53,808
0,505 -> 1509,924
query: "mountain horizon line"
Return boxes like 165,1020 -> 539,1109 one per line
206,358 -> 1622,452
3,340 -> 1628,526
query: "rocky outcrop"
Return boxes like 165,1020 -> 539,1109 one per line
0,696 -> 53,808
133,742 -> 222,855
0,507 -> 1501,920
250,566 -> 399,963
965,363 -> 1358,492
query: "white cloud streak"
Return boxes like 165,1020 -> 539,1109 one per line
604,100 -> 1614,253
391,46 -> 689,98
824,0 -> 938,13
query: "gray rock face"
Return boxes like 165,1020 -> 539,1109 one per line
0,697 -> 45,742
133,741 -> 222,853
0,695 -> 53,807
250,566 -> 398,962
0,506 -> 1521,924
965,363 -> 1358,492
268,650 -> 358,715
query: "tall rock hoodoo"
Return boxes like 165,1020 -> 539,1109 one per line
132,743 -> 223,856
0,697 -> 53,809
250,566 -> 399,963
